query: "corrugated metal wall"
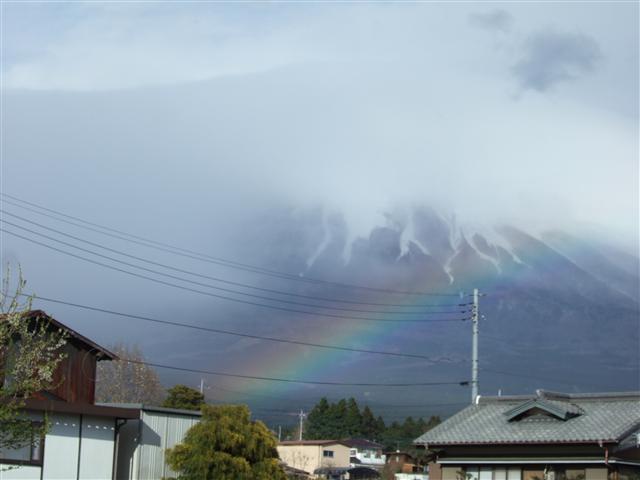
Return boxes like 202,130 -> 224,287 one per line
124,410 -> 198,480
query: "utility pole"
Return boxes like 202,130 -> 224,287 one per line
298,409 -> 306,441
471,288 -> 479,403
199,378 -> 204,395
278,425 -> 282,442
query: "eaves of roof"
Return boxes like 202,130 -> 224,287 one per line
24,398 -> 140,419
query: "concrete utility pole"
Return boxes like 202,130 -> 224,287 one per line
298,410 -> 306,441
199,378 -> 204,395
471,288 -> 479,403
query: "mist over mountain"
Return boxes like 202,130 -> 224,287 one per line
225,204 -> 639,410
1,2 -> 637,425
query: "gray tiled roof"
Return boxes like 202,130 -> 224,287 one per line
414,391 -> 640,446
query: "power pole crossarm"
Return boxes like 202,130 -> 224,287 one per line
471,288 -> 479,403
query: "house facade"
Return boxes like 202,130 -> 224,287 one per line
385,451 -> 429,480
0,311 -> 201,480
0,311 -> 139,479
344,438 -> 386,469
277,440 -> 351,478
414,390 -> 640,480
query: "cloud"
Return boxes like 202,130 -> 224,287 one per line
512,29 -> 602,92
469,9 -> 513,33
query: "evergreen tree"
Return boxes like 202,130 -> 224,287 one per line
361,406 -> 378,440
162,385 -> 205,411
375,415 -> 386,439
326,399 -> 347,437
166,404 -> 287,480
305,397 -> 331,439
344,398 -> 363,437
402,416 -> 416,440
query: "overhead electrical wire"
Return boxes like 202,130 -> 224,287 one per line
480,368 -> 582,387
2,228 -> 469,324
1,211 -> 467,315
0,193 -> 461,297
122,357 -> 470,387
23,293 -> 467,362
197,381 -> 469,409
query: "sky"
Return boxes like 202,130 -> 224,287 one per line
0,1 -> 638,422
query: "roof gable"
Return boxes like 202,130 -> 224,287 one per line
504,399 -> 583,422
19,310 -> 116,360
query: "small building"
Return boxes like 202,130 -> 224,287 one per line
414,390 -> 640,480
0,310 -> 204,480
385,451 -> 429,480
277,440 -> 351,479
0,310 -> 139,480
110,404 -> 201,480
344,438 -> 386,469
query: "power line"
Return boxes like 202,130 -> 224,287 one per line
25,293 -> 465,362
2,228 -> 469,324
123,357 -> 470,387
1,210 -> 467,314
1,193 -> 461,297
480,368 -> 581,387
200,383 -> 469,410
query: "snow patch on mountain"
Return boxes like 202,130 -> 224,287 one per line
305,208 -> 333,270
398,212 -> 429,259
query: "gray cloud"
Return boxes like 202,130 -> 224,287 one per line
512,29 -> 602,92
469,9 -> 514,33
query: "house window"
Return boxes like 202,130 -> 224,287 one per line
0,424 -> 44,466
556,469 -> 585,480
461,467 -> 521,480
323,450 -> 334,458
350,449 -> 357,456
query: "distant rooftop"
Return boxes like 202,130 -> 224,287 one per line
414,390 -> 640,446
341,438 -> 384,449
279,440 -> 347,446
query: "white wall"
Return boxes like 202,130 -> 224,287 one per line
0,466 -> 42,480
42,413 -> 81,479
1,413 -> 116,480
78,416 -> 116,479
352,448 -> 386,466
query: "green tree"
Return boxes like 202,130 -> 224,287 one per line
327,399 -> 347,437
162,384 -> 204,411
344,398 -> 363,437
305,397 -> 331,439
375,415 -> 386,438
166,404 -> 287,480
0,267 -> 67,451
361,406 -> 378,440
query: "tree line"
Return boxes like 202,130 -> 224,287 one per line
298,397 -> 441,452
